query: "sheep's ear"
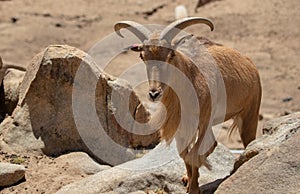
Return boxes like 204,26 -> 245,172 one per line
126,44 -> 144,52
173,34 -> 193,48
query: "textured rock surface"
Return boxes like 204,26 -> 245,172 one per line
216,112 -> 300,194
233,112 -> 300,172
128,191 -> 147,194
0,162 -> 26,187
0,58 -> 26,120
0,45 -> 159,165
0,56 -> 5,121
2,67 -> 26,115
54,152 -> 111,175
0,151 -> 112,194
56,142 -> 235,194
0,56 -> 3,81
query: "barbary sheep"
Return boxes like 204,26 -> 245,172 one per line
114,17 -> 262,194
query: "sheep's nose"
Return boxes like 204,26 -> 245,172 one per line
149,90 -> 161,101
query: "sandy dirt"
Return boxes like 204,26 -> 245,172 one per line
0,151 -> 88,193
0,0 -> 299,193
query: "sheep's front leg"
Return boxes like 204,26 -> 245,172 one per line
182,162 -> 192,192
188,166 -> 200,194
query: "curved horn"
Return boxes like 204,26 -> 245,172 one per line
114,21 -> 151,42
160,17 -> 214,43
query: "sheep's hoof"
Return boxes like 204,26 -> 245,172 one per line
181,174 -> 190,193
181,174 -> 188,187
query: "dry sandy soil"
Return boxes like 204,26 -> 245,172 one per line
0,151 -> 89,194
0,0 -> 299,193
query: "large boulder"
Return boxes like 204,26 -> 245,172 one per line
56,142 -> 235,194
232,112 -> 300,172
54,152 -> 111,175
0,162 -> 26,187
0,45 -> 159,165
2,65 -> 26,116
0,58 -> 26,119
0,56 -> 5,121
216,112 -> 300,194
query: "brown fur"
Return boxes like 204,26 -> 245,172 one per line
143,38 -> 261,193
124,25 -> 262,192
115,18 -> 261,193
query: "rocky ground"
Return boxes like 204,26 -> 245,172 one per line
0,0 -> 299,193
1,112 -> 298,194
0,151 -> 111,194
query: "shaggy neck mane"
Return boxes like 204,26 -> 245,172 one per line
160,85 -> 181,142
159,50 -> 204,143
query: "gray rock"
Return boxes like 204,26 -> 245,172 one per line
54,152 -> 111,175
0,58 -> 26,120
56,141 -> 235,194
128,191 -> 147,194
2,66 -> 25,115
0,45 -> 159,165
0,106 -> 44,154
0,56 -> 3,83
0,162 -> 26,187
233,112 -> 300,172
216,112 -> 300,194
0,56 -> 5,121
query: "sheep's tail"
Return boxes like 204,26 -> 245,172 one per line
228,115 -> 239,138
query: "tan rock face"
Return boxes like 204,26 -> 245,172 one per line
0,57 -> 26,121
56,142 -> 235,194
3,68 -> 25,115
0,45 -> 159,165
54,152 -> 111,175
216,112 -> 300,194
0,162 -> 26,187
232,112 -> 300,172
0,56 -> 5,121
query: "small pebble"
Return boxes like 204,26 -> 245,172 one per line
282,97 -> 293,102
283,110 -> 292,116
11,17 -> 18,23
55,23 -> 63,28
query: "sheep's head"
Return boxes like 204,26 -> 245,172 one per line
114,17 -> 214,101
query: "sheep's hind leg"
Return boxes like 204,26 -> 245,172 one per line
237,103 -> 260,147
